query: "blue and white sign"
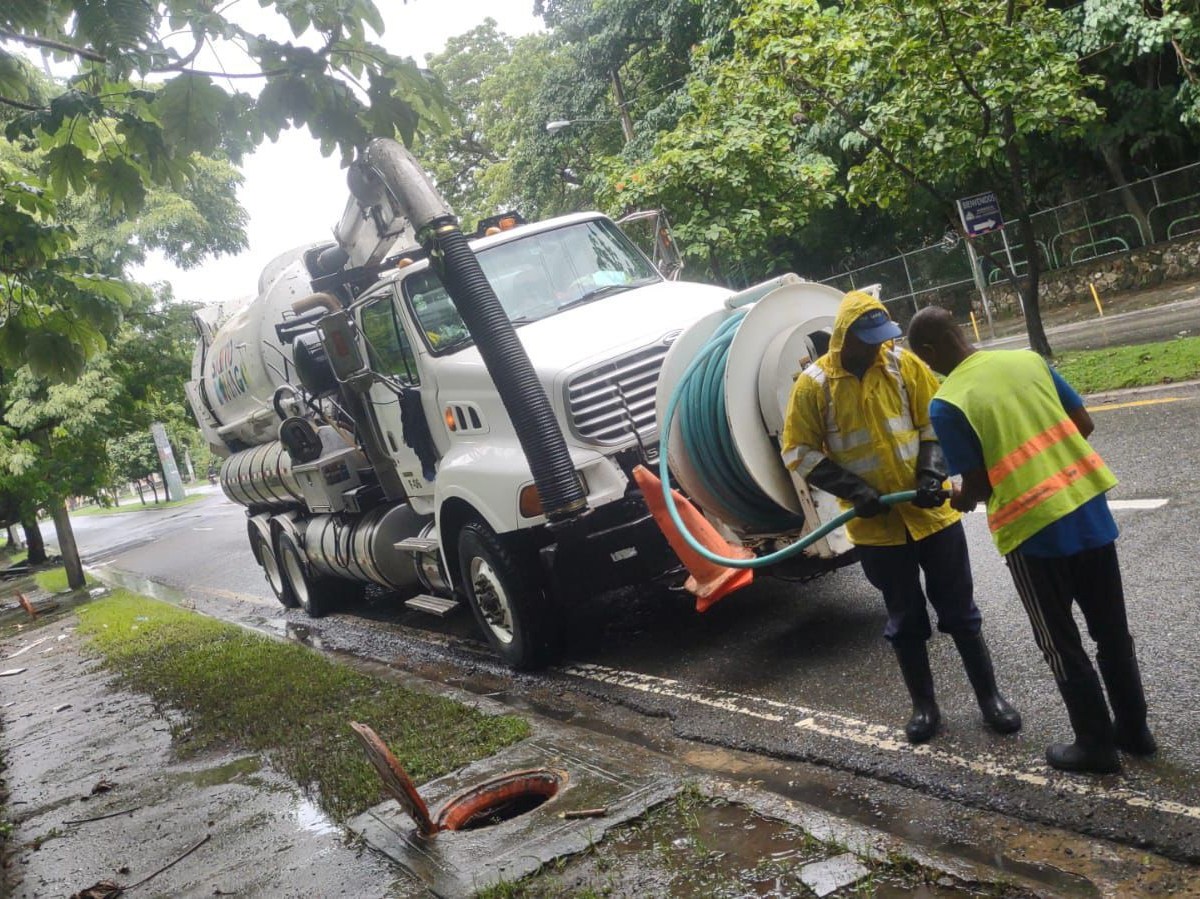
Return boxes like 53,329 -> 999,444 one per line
956,191 -> 1004,238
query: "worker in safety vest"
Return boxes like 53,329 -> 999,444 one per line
907,307 -> 1155,774
781,291 -> 1021,744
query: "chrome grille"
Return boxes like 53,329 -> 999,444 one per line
566,343 -> 669,444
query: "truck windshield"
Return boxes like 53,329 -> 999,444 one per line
404,218 -> 661,354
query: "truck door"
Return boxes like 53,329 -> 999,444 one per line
358,289 -> 437,500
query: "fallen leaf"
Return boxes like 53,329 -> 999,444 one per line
91,777 -> 116,795
69,880 -> 123,899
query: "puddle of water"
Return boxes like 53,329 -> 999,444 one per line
174,755 -> 263,789
295,795 -> 338,836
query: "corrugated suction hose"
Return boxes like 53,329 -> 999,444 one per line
425,225 -> 587,522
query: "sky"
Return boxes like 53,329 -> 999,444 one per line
130,0 -> 545,304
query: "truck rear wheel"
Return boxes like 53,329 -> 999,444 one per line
277,531 -> 332,618
253,530 -> 296,608
457,520 -> 561,670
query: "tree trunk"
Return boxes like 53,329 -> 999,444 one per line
134,480 -> 145,504
1100,141 -> 1153,246
1001,109 -> 1052,356
1015,210 -> 1051,356
6,525 -> 22,549
149,478 -> 159,503
48,500 -> 85,590
22,517 -> 46,564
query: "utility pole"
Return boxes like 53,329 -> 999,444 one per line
610,69 -> 635,145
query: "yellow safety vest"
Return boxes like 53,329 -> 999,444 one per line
935,350 -> 1117,555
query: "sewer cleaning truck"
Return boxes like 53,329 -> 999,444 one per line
186,138 -> 861,669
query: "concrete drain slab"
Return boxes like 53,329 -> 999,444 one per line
348,734 -> 679,898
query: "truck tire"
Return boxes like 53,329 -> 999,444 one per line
253,530 -> 297,608
457,520 -> 562,670
277,531 -> 332,618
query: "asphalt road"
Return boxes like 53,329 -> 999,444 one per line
984,296 -> 1199,351
58,385 -> 1200,864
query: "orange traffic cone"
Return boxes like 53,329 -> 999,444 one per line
632,465 -> 754,613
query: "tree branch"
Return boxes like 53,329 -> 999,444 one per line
0,29 -> 107,63
786,72 -> 951,206
934,6 -> 992,136
0,94 -> 45,112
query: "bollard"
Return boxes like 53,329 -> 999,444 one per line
1090,283 -> 1105,317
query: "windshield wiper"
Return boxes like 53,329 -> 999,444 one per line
556,278 -> 653,313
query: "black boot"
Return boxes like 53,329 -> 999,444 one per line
1098,649 -> 1157,756
1047,671 -> 1120,774
952,633 -> 1022,735
893,641 -> 941,744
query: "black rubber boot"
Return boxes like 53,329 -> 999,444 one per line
952,633 -> 1022,735
1098,649 -> 1157,756
893,641 -> 941,744
1047,672 -> 1121,774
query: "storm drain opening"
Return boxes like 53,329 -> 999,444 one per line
350,722 -> 566,836
436,769 -> 564,832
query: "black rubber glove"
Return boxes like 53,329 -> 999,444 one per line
913,440 -> 948,509
806,457 -> 888,518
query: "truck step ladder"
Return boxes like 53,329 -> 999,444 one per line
404,594 -> 460,617
394,537 -> 440,554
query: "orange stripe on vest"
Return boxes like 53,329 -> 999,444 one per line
988,452 -> 1106,532
988,417 -> 1079,486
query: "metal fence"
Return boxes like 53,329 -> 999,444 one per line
819,161 -> 1200,324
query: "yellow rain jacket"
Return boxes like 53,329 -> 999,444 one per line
780,291 -> 959,547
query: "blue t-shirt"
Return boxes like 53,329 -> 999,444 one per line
929,365 -> 1117,558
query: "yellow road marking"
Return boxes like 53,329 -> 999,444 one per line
1089,397 -> 1185,413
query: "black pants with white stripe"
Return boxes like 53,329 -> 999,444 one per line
1004,542 -> 1135,686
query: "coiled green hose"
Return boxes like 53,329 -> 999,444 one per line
658,313 -> 917,570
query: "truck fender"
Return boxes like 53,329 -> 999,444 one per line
435,492 -> 507,595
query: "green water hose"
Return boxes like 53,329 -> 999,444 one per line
658,312 -> 917,570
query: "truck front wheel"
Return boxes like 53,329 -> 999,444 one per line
457,520 -> 561,670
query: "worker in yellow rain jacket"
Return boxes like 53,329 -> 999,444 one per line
781,291 -> 1021,744
907,306 -> 1155,774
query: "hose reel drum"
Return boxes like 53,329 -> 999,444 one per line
655,281 -> 844,536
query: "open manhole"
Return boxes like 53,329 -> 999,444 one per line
436,768 -> 564,831
350,722 -> 565,835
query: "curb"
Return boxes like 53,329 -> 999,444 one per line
1084,378 -> 1200,404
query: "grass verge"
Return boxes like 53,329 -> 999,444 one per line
1055,336 -> 1200,394
75,590 -> 530,820
34,568 -> 93,594
70,491 -> 207,517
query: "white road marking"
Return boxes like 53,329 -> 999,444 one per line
1108,499 -> 1169,511
193,527 -> 214,531
563,662 -> 1200,822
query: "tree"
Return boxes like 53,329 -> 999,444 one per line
596,59 -> 837,285
724,0 -> 1103,354
0,364 -> 118,586
1,1 -> 450,374
108,431 -> 161,504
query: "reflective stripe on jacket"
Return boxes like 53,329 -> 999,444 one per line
934,350 -> 1117,555
780,291 -> 960,547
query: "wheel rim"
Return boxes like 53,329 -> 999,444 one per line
469,557 -> 514,645
281,543 -> 310,610
260,539 -> 286,598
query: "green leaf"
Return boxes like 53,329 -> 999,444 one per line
45,144 -> 91,196
92,157 -> 147,217
154,75 -> 231,157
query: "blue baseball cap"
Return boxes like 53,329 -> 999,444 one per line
850,308 -> 902,344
